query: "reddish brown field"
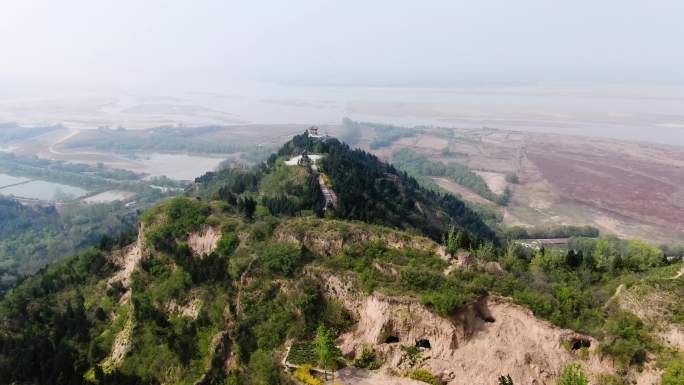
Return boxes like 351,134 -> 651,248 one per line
527,151 -> 684,228
381,127 -> 684,244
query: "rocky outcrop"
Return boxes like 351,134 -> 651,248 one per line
108,223 -> 146,289
166,295 -> 203,320
107,309 -> 133,368
188,226 -> 221,257
319,272 -> 616,385
103,225 -> 148,370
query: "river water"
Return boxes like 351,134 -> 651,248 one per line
2,83 -> 684,146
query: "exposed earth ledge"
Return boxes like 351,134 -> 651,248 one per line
319,271 -> 618,385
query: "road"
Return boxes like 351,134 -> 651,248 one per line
0,179 -> 33,190
49,128 -> 81,155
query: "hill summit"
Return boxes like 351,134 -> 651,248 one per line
0,132 -> 682,385
196,131 -> 495,243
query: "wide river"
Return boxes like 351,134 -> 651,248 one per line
1,83 -> 683,146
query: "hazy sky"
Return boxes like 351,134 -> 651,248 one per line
2,0 -> 684,92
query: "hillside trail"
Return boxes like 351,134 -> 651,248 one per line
603,284 -> 625,310
605,264 -> 682,310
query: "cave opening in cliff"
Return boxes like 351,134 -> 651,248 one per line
571,338 -> 591,350
415,339 -> 431,349
385,335 -> 400,344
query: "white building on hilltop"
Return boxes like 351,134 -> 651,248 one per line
307,126 -> 325,139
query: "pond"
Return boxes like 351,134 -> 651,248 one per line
135,153 -> 226,181
83,190 -> 135,204
0,174 -> 88,202
0,173 -> 29,187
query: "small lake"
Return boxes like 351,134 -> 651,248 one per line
136,153 -> 226,180
0,173 -> 29,187
83,190 -> 135,204
0,174 -> 88,202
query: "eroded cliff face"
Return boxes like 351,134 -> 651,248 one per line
274,218 -> 447,258
108,223 -> 146,291
104,224 -> 147,369
188,226 -> 221,257
318,271 -> 617,385
103,224 -> 221,371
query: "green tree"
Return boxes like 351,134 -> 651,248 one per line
248,349 -> 283,385
238,196 -> 257,219
498,374 -> 514,385
314,324 -> 339,382
624,239 -> 663,271
557,363 -> 588,385
444,225 -> 468,256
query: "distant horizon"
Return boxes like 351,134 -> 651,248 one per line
2,81 -> 684,147
3,1 -> 684,90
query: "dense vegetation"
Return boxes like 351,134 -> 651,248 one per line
391,148 -> 512,205
0,153 -> 181,295
0,132 -> 681,385
504,225 -> 600,239
198,132 -> 495,243
0,197 -> 359,384
0,152 -> 181,193
0,197 -> 142,295
2,197 -> 680,384
64,126 -> 262,155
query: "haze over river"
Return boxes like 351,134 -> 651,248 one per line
1,83 -> 683,146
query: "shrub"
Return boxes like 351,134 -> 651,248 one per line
599,312 -> 650,370
261,242 -> 305,276
353,345 -> 382,369
399,269 -> 444,291
408,368 -> 443,385
358,268 -> 377,294
294,365 -> 323,385
556,363 -> 588,385
215,234 -> 239,257
421,290 -> 470,317
248,350 -> 284,385
557,364 -> 589,385
661,359 -> 684,385
401,345 -> 421,366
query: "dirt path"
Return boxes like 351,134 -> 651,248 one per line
432,177 -> 494,205
48,128 -> 81,155
673,265 -> 684,279
603,284 -> 625,310
335,368 -> 425,385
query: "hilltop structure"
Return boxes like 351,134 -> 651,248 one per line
307,126 -> 326,139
